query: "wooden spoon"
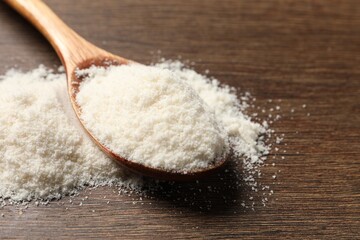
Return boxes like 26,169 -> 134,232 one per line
5,0 -> 227,181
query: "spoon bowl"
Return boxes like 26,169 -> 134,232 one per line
5,0 -> 227,181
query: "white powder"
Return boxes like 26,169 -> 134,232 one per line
0,66 -> 140,202
76,64 -> 229,172
0,59 -> 271,206
155,60 -> 268,188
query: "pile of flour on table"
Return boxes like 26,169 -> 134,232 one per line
0,60 -> 269,204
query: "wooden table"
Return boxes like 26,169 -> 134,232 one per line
0,0 -> 359,239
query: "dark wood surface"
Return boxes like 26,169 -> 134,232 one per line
0,0 -> 359,239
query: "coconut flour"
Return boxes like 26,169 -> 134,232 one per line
0,60 -> 271,204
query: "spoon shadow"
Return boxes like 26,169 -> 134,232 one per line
142,159 -> 247,215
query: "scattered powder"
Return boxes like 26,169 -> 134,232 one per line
0,59 -> 279,209
155,60 -> 268,190
76,64 -> 229,172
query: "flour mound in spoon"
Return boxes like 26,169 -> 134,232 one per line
76,64 -> 229,173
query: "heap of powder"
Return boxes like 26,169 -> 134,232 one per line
76,64 -> 229,172
0,60 -> 270,204
0,66 -> 140,202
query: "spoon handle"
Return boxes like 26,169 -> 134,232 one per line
4,0 -> 106,73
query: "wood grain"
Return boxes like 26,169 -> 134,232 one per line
0,0 -> 359,239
